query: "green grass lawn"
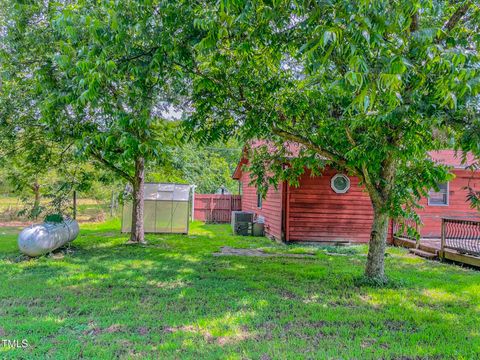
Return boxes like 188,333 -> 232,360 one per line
1,221 -> 479,359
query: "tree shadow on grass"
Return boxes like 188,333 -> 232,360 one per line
2,224 -> 480,358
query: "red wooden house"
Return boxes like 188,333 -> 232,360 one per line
232,149 -> 480,243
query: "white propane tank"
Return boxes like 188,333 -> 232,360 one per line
18,219 -> 80,257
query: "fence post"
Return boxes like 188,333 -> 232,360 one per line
73,190 -> 77,220
191,185 -> 196,222
209,196 -> 214,223
440,218 -> 446,259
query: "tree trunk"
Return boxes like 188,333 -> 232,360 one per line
32,182 -> 41,220
128,156 -> 146,244
364,205 -> 390,281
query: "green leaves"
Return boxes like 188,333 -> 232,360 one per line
345,71 -> 364,89
1,0 -> 201,188
105,60 -> 116,73
389,56 -> 410,74
189,0 -> 480,219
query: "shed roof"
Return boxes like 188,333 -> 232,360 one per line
144,183 -> 191,201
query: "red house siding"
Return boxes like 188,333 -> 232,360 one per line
416,170 -> 480,238
234,148 -> 479,243
286,169 -> 374,243
240,171 -> 283,240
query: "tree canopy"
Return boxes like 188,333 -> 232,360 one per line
148,141 -> 241,194
189,0 -> 480,281
1,0 -> 202,242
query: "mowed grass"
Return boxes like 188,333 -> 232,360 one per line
0,221 -> 479,359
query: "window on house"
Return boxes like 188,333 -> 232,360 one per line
257,192 -> 262,208
331,174 -> 350,193
428,182 -> 449,206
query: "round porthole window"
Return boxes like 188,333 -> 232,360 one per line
331,174 -> 350,193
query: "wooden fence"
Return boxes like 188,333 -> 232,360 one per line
194,194 -> 242,223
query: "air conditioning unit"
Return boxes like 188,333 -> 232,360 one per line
231,211 -> 254,235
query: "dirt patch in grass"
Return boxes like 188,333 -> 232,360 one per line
284,320 -> 328,331
254,320 -> 336,342
84,323 -> 124,336
383,320 -> 417,333
213,246 -> 316,258
105,324 -> 124,333
279,289 -> 299,300
163,324 -> 252,346
163,325 -> 213,341
137,327 -> 149,335
361,338 -> 390,350
84,327 -> 103,336
216,330 -> 250,346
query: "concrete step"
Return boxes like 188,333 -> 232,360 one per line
409,248 -> 438,259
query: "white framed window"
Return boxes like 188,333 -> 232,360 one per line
428,182 -> 449,206
257,192 -> 262,208
331,174 -> 350,193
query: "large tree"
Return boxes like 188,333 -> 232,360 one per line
0,0 -> 76,219
189,1 -> 480,282
0,127 -> 60,220
2,0 -> 199,243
